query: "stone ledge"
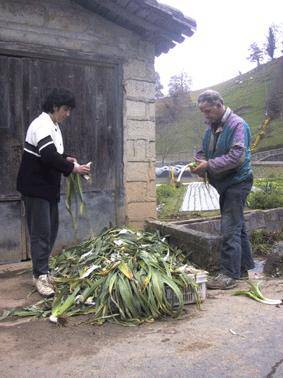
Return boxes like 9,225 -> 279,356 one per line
146,208 -> 283,272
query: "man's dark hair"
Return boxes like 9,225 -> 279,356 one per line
42,88 -> 76,113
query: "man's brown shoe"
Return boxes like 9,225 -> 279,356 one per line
207,273 -> 238,290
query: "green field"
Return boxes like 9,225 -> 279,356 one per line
156,57 -> 283,159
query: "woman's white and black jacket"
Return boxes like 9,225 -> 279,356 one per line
17,112 -> 74,202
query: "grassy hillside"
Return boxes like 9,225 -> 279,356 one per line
156,57 -> 283,161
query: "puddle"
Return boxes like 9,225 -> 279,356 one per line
251,259 -> 265,273
249,259 -> 266,279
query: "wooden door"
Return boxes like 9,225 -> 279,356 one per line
0,54 -> 123,263
0,56 -> 27,263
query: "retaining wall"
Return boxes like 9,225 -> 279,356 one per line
146,208 -> 283,272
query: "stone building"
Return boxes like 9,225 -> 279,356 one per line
0,0 -> 196,262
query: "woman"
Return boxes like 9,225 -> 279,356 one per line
17,88 -> 90,296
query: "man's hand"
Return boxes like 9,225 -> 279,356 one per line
191,158 -> 208,175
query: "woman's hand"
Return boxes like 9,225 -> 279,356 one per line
66,156 -> 78,164
72,162 -> 91,175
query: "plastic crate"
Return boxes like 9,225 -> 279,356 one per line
165,271 -> 207,307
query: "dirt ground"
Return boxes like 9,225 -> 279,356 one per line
0,262 -> 283,378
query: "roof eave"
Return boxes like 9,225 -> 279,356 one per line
74,0 -> 196,56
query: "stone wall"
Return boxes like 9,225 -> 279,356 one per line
146,208 -> 283,272
0,0 -> 157,228
123,62 -> 156,228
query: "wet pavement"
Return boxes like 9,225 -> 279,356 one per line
249,258 -> 266,278
0,262 -> 283,378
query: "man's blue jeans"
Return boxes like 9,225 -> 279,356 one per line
219,177 -> 255,279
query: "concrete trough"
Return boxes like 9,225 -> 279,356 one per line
146,208 -> 283,272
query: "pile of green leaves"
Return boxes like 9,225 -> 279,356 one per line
2,229 -> 200,326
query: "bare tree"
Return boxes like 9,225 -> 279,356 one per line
247,43 -> 263,67
156,124 -> 181,164
168,71 -> 192,97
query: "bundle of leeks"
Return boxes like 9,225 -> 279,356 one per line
176,161 -> 210,190
65,162 -> 92,233
65,173 -> 86,232
1,228 -> 200,326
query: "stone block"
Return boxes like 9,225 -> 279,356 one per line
126,161 -> 149,181
125,80 -> 155,101
124,139 -> 134,157
126,181 -> 147,203
123,59 -> 155,81
128,219 -> 146,230
246,211 -> 266,231
127,140 -> 147,161
127,201 -> 156,220
264,241 -> 283,276
146,180 -> 156,202
126,120 -> 155,140
147,141 -> 156,159
126,100 -> 147,120
148,163 -> 156,180
147,102 -> 155,121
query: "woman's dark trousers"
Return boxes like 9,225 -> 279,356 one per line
24,197 -> 59,278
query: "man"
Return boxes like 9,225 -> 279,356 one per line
191,90 -> 254,289
17,88 -> 90,297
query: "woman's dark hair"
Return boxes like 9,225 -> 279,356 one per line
42,88 -> 76,113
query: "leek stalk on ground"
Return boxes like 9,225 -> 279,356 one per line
234,281 -> 282,305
